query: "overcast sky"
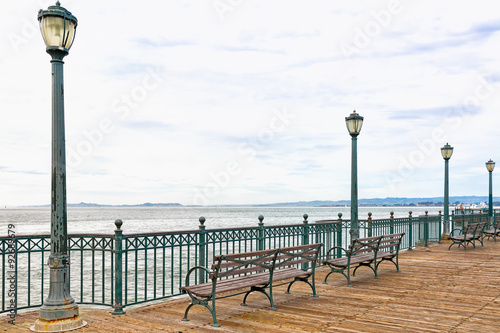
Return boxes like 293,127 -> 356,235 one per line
1,0 -> 500,206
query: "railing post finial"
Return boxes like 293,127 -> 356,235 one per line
258,215 -> 264,226
115,219 -> 123,230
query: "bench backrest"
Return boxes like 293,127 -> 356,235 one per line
378,233 -> 405,253
475,222 -> 487,236
274,243 -> 322,270
210,243 -> 322,280
348,235 -> 382,255
211,249 -> 279,280
492,220 -> 500,230
464,223 -> 479,235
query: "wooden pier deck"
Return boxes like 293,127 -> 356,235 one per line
3,239 -> 500,332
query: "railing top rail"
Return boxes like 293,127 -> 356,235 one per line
0,234 -> 51,240
315,220 -> 342,224
121,229 -> 199,237
69,233 -> 115,237
264,223 -> 311,228
0,233 -> 116,239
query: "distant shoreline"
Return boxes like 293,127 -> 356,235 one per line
4,195 -> 499,209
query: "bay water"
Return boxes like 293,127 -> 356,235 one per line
0,206 -> 442,236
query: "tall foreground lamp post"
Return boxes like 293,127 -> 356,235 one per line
441,143 -> 453,237
486,159 -> 495,224
33,2 -> 86,331
346,111 -> 363,241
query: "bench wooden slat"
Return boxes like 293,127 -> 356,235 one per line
276,249 -> 317,259
378,244 -> 397,250
323,252 -> 375,268
215,248 -> 277,261
182,272 -> 272,297
272,267 -> 310,280
216,266 -> 269,278
280,243 -> 322,252
212,255 -> 275,271
275,258 -> 311,268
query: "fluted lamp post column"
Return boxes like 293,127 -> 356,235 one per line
486,159 -> 495,225
32,2 -> 86,332
441,143 -> 453,238
346,110 -> 363,241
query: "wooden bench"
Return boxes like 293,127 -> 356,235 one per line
376,233 -> 405,272
448,222 -> 486,250
180,243 -> 322,327
484,220 -> 500,242
322,235 -> 382,287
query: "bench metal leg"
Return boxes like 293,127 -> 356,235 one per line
376,257 -> 400,272
241,286 -> 276,310
286,276 -> 318,297
347,266 -> 352,286
181,303 -> 194,322
449,241 -> 465,250
323,267 -> 351,287
182,296 -> 220,327
353,262 -> 378,279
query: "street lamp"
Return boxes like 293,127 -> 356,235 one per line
486,159 -> 495,223
441,143 -> 453,237
346,110 -> 363,241
32,2 -> 86,332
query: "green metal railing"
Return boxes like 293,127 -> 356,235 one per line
0,211 -> 444,315
450,211 -> 496,230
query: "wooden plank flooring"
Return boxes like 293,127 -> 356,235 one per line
2,239 -> 500,332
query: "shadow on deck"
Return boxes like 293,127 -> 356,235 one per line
3,239 -> 500,332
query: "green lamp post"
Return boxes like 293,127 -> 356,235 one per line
486,159 -> 495,224
441,143 -> 453,237
32,2 -> 86,332
346,110 -> 363,241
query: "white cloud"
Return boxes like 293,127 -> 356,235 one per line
1,0 -> 500,205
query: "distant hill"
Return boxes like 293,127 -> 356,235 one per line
252,196 -> 500,207
67,202 -> 183,208
27,197 -> 499,208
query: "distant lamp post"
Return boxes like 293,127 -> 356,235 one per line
441,143 -> 453,237
346,110 -> 363,241
486,159 -> 495,223
33,2 -> 86,332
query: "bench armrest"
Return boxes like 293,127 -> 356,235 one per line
325,246 -> 348,259
449,228 -> 463,236
183,265 -> 213,290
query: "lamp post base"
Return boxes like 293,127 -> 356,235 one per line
441,233 -> 451,241
31,317 -> 86,332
